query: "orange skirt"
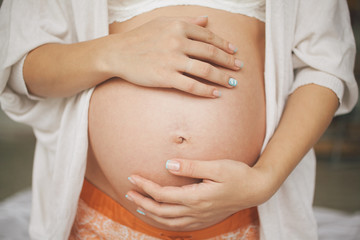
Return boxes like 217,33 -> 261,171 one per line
70,179 -> 260,240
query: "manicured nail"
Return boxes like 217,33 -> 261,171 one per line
128,176 -> 136,185
235,59 -> 244,69
228,78 -> 238,87
166,160 -> 180,171
228,43 -> 238,53
213,89 -> 221,98
137,208 -> 146,216
125,194 -> 133,202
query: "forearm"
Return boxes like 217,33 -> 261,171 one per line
23,36 -> 113,98
255,84 -> 339,194
22,16 -> 242,99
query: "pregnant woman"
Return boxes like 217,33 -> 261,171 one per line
84,4 -> 266,239
0,0 -> 357,239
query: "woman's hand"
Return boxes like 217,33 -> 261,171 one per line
104,16 -> 243,98
125,159 -> 275,230
24,16 -> 241,98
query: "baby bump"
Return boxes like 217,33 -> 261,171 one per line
87,74 -> 266,228
86,5 -> 266,230
89,78 -> 264,175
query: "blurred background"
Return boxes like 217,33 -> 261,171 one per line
0,0 -> 359,237
313,0 -> 360,213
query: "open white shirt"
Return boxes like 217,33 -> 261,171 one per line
0,0 -> 358,239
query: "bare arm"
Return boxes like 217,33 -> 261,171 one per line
23,38 -> 111,98
23,16 -> 241,98
254,83 -> 339,198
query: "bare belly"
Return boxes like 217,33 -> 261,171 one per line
86,5 -> 266,230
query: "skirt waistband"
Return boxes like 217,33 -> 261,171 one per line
79,178 -> 259,239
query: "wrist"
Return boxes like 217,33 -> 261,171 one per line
97,33 -> 133,81
252,156 -> 282,203
91,35 -> 117,81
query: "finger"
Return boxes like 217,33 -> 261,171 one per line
128,175 -> 198,205
184,23 -> 238,54
185,39 -> 244,71
136,208 -> 197,230
180,16 -> 208,27
126,190 -> 190,218
171,72 -> 221,98
165,159 -> 224,181
181,58 -> 239,88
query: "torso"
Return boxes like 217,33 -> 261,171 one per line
86,5 -> 265,230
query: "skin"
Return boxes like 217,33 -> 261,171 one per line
23,11 -> 339,232
126,84 -> 339,230
23,16 -> 240,98
86,7 -> 266,230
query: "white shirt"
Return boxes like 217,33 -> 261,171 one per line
0,0 -> 358,239
108,0 -> 265,23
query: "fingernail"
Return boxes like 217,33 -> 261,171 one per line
200,15 -> 208,18
125,194 -> 133,202
213,89 -> 221,98
228,78 -> 238,87
128,176 -> 136,185
166,160 -> 180,171
228,43 -> 238,53
137,208 -> 146,216
235,59 -> 244,69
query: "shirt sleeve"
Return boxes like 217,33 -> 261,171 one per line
7,55 -> 44,101
0,0 -> 75,124
290,0 -> 358,116
0,0 -> 75,95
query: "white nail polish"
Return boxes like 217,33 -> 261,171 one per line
235,59 -> 244,69
213,89 -> 221,98
128,176 -> 136,185
166,160 -> 180,171
125,194 -> 133,202
228,43 -> 238,53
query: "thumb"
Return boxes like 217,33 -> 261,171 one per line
165,158 -> 221,180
